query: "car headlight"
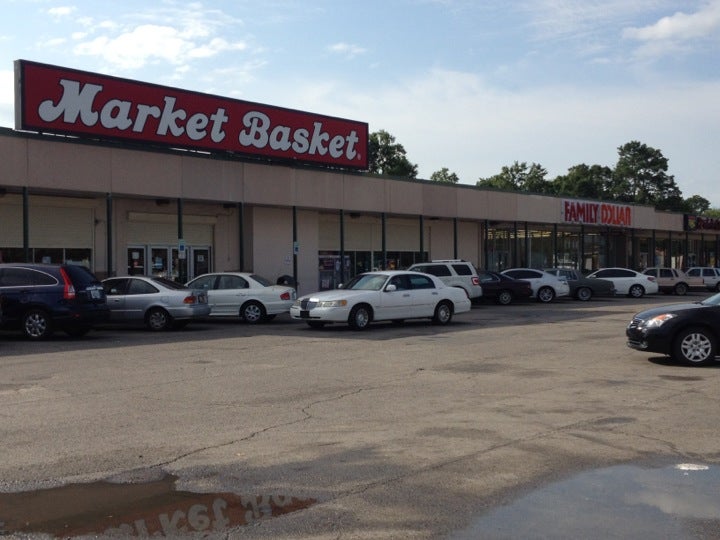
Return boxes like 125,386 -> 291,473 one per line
317,299 -> 348,308
643,313 -> 677,328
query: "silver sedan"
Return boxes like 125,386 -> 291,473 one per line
186,272 -> 296,323
102,276 -> 210,330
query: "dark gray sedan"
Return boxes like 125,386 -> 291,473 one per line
544,268 -> 616,301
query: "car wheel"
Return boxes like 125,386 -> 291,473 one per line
674,283 -> 688,296
146,307 -> 172,331
307,321 -> 326,329
433,301 -> 453,325
241,301 -> 266,324
65,326 -> 91,338
497,290 -> 513,305
22,309 -> 53,340
348,304 -> 372,330
628,284 -> 645,298
576,287 -> 592,301
673,327 -> 716,366
537,286 -> 555,303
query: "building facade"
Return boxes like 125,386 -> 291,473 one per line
1,61 -> 717,296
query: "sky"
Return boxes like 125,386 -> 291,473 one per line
1,0 -> 719,206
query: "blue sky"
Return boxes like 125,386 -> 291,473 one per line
1,0 -> 719,206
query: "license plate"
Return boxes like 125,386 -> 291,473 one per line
300,310 -> 310,318
89,288 -> 102,299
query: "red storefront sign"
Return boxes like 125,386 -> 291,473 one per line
15,60 -> 368,170
562,200 -> 632,226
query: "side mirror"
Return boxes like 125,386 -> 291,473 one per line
337,283 -> 344,289
385,284 -> 397,292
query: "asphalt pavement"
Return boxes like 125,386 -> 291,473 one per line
1,293 -> 719,539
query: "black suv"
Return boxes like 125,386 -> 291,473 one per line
0,263 -> 109,339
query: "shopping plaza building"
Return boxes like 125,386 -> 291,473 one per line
2,60 -> 719,295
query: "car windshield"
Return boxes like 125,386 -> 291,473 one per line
250,274 -> 272,287
342,273 -> 389,291
700,293 -> 720,306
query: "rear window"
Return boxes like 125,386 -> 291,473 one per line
63,264 -> 101,287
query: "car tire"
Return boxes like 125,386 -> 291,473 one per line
241,301 -> 266,324
537,286 -> 555,303
497,290 -> 513,305
22,309 -> 53,340
673,327 -> 716,366
628,284 -> 645,298
674,283 -> 688,296
432,301 -> 453,325
307,321 -> 326,329
576,287 -> 592,301
146,307 -> 172,331
348,304 -> 372,330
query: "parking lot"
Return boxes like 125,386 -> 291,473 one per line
1,293 -> 719,538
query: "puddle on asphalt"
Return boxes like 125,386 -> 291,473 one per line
450,462 -> 720,539
0,474 -> 317,537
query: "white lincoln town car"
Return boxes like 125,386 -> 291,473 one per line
290,270 -> 471,330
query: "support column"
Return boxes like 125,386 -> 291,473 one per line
339,209 -> 345,284
106,193 -> 113,277
22,187 -> 29,263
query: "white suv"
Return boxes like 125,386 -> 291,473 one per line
407,260 -> 482,299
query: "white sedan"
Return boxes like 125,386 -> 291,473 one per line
586,267 -> 659,298
186,272 -> 296,323
290,270 -> 471,330
500,268 -> 570,303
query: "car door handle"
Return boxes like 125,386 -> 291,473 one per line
403,293 -> 411,297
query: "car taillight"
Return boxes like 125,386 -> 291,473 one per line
59,267 -> 76,299
646,276 -> 656,282
183,295 -> 197,304
472,277 -> 480,286
280,291 -> 291,300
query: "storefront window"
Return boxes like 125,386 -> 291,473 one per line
583,229 -> 607,271
525,226 -> 554,268
486,222 -> 515,271
556,228 -> 581,270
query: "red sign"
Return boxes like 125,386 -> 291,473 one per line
562,200 -> 632,226
15,60 -> 368,170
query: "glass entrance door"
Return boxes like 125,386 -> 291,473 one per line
191,247 -> 210,279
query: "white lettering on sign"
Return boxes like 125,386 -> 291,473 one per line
239,111 -> 359,160
37,78 -> 229,143
563,200 -> 632,227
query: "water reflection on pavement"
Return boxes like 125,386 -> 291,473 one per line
450,462 -> 720,540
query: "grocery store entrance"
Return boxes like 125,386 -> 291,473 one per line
126,245 -> 211,282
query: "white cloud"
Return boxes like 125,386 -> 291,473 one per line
72,24 -> 245,69
327,42 -> 367,59
623,1 -> 720,41
47,6 -> 76,18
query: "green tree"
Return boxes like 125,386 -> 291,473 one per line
551,164 -> 613,200
367,130 -> 418,178
430,167 -> 459,184
683,195 -> 711,215
612,141 -> 683,209
477,161 -> 550,193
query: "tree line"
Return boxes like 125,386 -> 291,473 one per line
367,129 -> 713,215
